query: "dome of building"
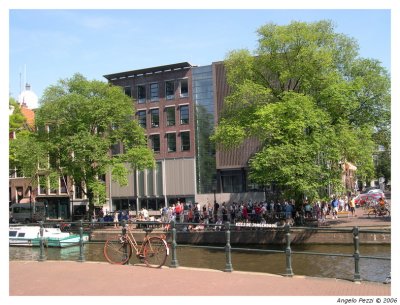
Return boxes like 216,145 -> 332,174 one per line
18,83 -> 39,109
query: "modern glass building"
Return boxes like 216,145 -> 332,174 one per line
192,65 -> 216,195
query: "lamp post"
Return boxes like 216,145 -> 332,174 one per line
70,188 -> 74,221
29,186 -> 32,223
212,186 -> 216,204
212,177 -> 217,204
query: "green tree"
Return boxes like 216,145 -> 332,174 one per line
9,97 -> 27,132
9,97 -> 33,170
11,73 -> 155,216
212,20 -> 390,201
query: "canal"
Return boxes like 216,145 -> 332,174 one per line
9,243 -> 390,283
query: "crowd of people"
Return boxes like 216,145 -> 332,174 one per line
92,193 -> 387,230
158,197 -> 352,230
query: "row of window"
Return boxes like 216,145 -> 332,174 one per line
124,79 -> 189,103
137,105 -> 189,129
149,131 -> 190,153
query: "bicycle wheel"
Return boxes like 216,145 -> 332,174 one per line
143,237 -> 168,268
367,209 -> 376,218
104,235 -> 132,265
382,208 -> 390,217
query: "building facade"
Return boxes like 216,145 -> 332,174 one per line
104,63 -> 197,213
103,61 -> 267,214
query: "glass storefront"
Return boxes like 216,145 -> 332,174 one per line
36,197 -> 70,219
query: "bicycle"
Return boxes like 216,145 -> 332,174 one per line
103,222 -> 169,268
367,205 -> 390,218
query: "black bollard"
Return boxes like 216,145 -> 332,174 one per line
353,226 -> 361,282
284,223 -> 293,277
224,222 -> 233,272
38,221 -> 46,262
169,220 -> 179,268
78,220 -> 85,262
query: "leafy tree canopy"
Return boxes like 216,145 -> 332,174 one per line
212,20 -> 390,201
11,73 -> 155,212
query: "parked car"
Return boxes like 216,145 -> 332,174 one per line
354,191 -> 385,206
361,187 -> 384,194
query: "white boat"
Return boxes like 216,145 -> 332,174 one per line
9,226 -> 89,248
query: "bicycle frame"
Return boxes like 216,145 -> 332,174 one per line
124,224 -> 150,257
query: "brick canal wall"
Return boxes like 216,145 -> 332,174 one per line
90,227 -> 391,245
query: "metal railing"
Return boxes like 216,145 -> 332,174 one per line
167,220 -> 390,282
10,219 -> 390,283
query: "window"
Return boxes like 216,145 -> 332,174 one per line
75,183 -> 83,199
221,170 -> 244,193
165,107 -> 175,126
180,105 -> 189,125
150,83 -> 159,102
166,133 -> 176,152
111,143 -> 121,155
16,186 -> 23,203
137,85 -> 146,103
124,86 -> 132,97
150,109 -> 159,128
180,79 -> 188,97
38,176 -> 46,195
165,81 -> 175,100
60,176 -> 68,193
150,134 -> 160,153
137,110 -> 147,128
180,131 -> 190,151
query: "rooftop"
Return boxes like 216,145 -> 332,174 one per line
103,62 -> 195,81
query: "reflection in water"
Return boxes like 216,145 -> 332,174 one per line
9,243 -> 390,283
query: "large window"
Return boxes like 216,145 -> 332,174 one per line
221,171 -> 244,193
150,108 -> 159,128
180,79 -> 188,97
180,105 -> 189,125
180,131 -> 190,151
165,81 -> 175,100
137,110 -> 147,128
137,85 -> 146,103
124,86 -> 132,97
166,133 -> 176,152
150,134 -> 160,153
165,107 -> 175,126
150,83 -> 159,102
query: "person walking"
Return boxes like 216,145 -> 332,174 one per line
349,196 -> 356,217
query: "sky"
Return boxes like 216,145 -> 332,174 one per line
8,9 -> 392,107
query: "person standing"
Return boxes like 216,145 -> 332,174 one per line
113,210 -> 119,228
349,196 -> 356,217
331,197 -> 339,219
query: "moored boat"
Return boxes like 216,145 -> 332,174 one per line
9,226 -> 88,248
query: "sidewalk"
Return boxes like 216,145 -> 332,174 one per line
314,206 -> 391,228
9,260 -> 391,296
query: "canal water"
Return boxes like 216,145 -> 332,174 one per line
9,242 -> 390,283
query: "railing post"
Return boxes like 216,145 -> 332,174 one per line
121,220 -> 130,265
353,226 -> 361,282
38,221 -> 46,261
224,222 -> 233,272
284,223 -> 294,277
169,220 -> 179,268
78,220 -> 85,262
